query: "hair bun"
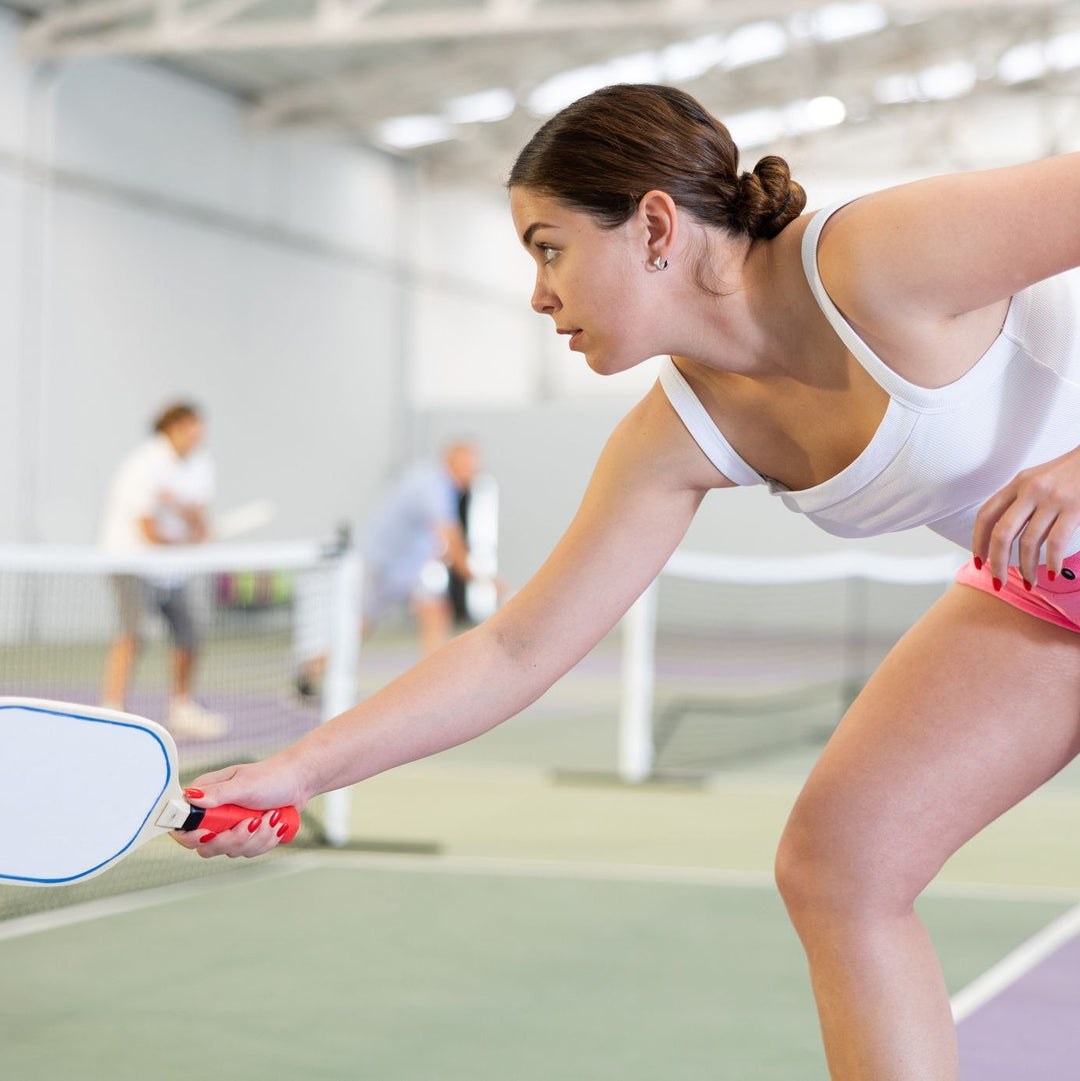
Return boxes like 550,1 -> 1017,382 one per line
737,157 -> 806,239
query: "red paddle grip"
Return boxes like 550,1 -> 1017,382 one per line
198,804 -> 300,843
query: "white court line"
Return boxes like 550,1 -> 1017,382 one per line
309,852 -> 1080,906
0,857 -> 322,941
318,852 -> 780,888
922,879 -> 1080,904
949,901 -> 1080,1022
3,850 -> 1079,941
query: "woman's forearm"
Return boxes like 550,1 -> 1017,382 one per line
279,618 -> 561,800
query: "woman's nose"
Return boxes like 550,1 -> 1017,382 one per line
531,277 -> 559,315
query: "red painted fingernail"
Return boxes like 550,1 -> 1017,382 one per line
1049,570 -> 1057,581
247,818 -> 262,834
1023,579 -> 1032,591
269,810 -> 281,828
200,832 -> 217,844
184,788 -> 205,799
277,824 -> 289,838
973,556 -> 982,570
993,577 -> 1002,591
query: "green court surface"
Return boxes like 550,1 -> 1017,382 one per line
5,634 -> 1080,1079
0,853 -> 1072,1081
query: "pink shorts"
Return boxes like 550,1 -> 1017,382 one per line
955,551 -> 1080,634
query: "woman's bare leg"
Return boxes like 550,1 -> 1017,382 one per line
101,634 -> 138,709
775,584 -> 1080,1080
413,597 -> 453,657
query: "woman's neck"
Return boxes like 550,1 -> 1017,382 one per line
668,217 -> 814,380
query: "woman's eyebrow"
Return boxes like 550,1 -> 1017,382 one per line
522,222 -> 556,246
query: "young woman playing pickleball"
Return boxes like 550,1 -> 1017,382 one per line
176,84 -> 1080,1080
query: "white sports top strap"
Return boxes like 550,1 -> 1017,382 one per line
801,201 -> 1018,411
658,359 -> 764,487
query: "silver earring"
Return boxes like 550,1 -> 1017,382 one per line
651,257 -> 669,271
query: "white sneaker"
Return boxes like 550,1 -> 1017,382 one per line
166,699 -> 228,740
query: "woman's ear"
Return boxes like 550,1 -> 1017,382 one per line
637,190 -> 679,266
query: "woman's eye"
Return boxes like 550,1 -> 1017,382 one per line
538,245 -> 559,264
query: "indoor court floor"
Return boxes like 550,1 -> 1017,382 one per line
3,633 -> 1080,1080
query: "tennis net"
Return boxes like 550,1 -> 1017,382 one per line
618,548 -> 965,782
0,535 -> 360,921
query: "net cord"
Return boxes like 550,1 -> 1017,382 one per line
0,540 -> 339,575
664,548 -> 965,585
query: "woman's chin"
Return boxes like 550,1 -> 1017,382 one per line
585,350 -> 645,376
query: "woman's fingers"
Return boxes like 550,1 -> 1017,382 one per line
186,765 -> 241,790
181,760 -> 308,814
169,829 -> 202,851
176,815 -> 285,860
972,483 -> 1018,573
1045,511 -> 1080,579
1016,507 -> 1058,587
983,494 -> 1033,585
974,452 -> 1080,583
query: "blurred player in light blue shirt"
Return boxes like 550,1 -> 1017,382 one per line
362,441 -> 480,656
294,442 -> 483,701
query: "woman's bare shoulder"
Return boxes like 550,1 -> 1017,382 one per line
613,378 -> 738,494
817,156 -> 1080,327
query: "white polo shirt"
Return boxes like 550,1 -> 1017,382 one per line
100,435 -> 215,552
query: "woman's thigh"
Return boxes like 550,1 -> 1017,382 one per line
780,583 -> 1080,908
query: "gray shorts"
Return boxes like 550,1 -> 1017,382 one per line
112,575 -> 199,652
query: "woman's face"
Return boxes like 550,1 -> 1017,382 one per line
168,415 -> 205,458
510,187 -> 663,376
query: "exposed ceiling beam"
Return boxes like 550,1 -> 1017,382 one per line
21,0 -> 1062,61
245,5 -> 1060,129
178,0 -> 270,36
22,0 -> 152,43
17,0 -> 752,59
247,34 -> 567,126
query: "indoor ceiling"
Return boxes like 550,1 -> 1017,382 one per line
3,0 -> 1080,185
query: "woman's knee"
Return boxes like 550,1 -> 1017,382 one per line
775,806 -> 940,924
774,816 -> 835,917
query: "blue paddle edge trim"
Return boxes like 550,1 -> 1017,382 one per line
0,702 -> 171,885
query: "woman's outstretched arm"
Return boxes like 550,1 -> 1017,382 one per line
176,382 -> 730,856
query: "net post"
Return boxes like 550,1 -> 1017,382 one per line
319,534 -> 361,846
618,578 -> 659,784
841,573 -> 869,714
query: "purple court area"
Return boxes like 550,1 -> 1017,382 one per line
132,691 -> 318,751
958,926 -> 1080,1079
20,685 -> 319,760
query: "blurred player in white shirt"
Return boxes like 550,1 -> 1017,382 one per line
100,402 -> 226,739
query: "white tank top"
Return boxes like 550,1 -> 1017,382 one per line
659,201 -> 1080,557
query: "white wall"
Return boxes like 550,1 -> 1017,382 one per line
38,188 -> 402,541
0,9 -> 411,547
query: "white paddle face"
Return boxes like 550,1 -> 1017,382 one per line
0,698 -> 180,886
